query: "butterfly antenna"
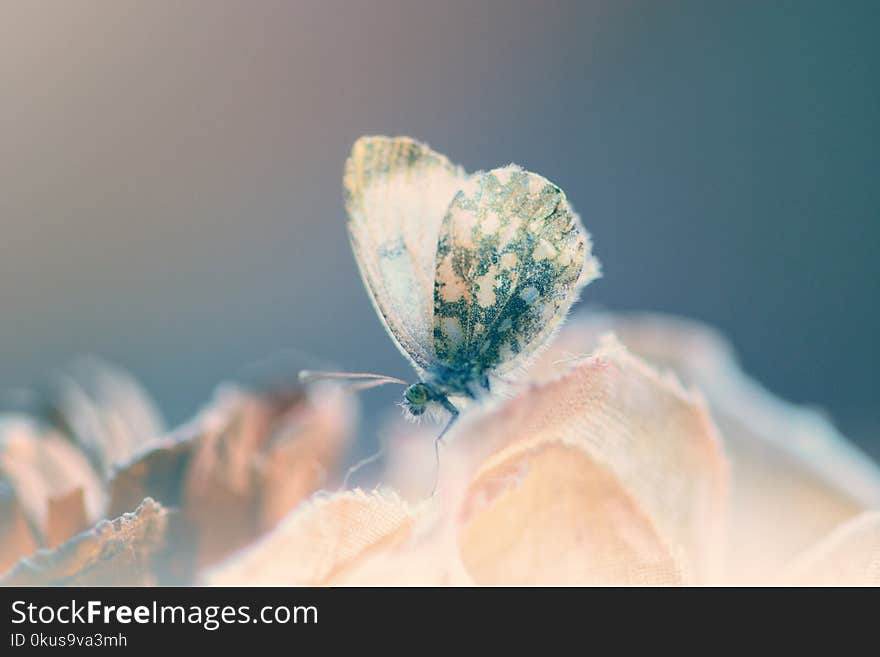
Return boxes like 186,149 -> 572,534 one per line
430,409 -> 459,497
341,378 -> 407,394
298,370 -> 407,386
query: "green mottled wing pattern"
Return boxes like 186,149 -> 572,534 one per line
433,166 -> 600,379
345,136 -> 467,374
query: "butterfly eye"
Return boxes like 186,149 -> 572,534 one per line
404,383 -> 429,407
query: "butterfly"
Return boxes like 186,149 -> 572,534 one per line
301,136 -> 600,475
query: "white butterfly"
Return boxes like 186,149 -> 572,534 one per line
303,136 -> 600,462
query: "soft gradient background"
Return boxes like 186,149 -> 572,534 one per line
1,1 -> 877,460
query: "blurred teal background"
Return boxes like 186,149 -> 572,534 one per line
1,1 -> 877,458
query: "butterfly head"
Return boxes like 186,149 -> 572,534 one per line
401,381 -> 460,423
402,382 -> 432,417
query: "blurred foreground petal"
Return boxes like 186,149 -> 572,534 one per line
0,497 -> 168,586
48,357 -> 165,477
0,416 -> 104,541
46,488 -> 89,549
109,383 -> 354,571
0,483 -> 38,573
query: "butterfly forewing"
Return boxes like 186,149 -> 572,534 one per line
432,166 -> 600,378
345,136 -> 467,373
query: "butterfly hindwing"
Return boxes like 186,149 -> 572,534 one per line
345,136 -> 467,373
432,166 -> 600,378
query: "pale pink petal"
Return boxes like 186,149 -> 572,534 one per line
204,489 -> 420,586
533,312 -> 880,583
107,383 -> 354,569
781,512 -> 880,586
450,336 -> 727,585
0,416 -> 105,537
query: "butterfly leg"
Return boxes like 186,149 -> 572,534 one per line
342,437 -> 387,489
431,402 -> 459,497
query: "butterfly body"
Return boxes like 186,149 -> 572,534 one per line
401,362 -> 492,418
343,136 -> 601,428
